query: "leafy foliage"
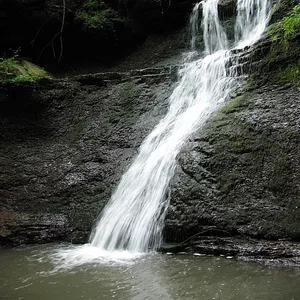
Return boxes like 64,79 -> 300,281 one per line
75,0 -> 123,33
0,58 -> 50,84
0,58 -> 19,82
267,4 -> 300,46
262,3 -> 300,87
282,5 -> 300,38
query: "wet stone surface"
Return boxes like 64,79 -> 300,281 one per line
166,85 -> 300,249
0,68 -> 177,246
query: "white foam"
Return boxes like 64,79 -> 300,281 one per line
50,244 -> 144,271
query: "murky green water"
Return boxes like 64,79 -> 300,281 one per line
1,244 -> 300,300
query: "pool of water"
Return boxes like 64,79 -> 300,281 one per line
1,244 -> 300,300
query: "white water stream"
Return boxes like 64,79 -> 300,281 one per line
53,0 -> 272,266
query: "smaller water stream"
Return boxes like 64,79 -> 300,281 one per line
1,245 -> 300,300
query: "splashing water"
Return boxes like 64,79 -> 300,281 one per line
53,0 -> 272,266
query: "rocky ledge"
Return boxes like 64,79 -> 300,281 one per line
161,236 -> 300,268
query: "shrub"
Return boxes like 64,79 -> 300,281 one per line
282,5 -> 300,38
0,58 -> 50,84
75,0 -> 123,33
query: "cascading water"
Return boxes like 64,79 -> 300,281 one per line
89,0 -> 271,254
53,0 -> 272,266
202,0 -> 228,54
235,0 -> 270,49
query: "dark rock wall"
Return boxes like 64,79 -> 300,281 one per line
0,67 -> 177,246
166,86 -> 300,242
164,0 -> 300,244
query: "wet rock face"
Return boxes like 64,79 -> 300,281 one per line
3,76 -> 300,247
160,236 -> 300,268
0,67 -> 177,246
0,212 -> 68,245
165,86 -> 300,243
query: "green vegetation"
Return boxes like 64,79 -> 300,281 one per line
220,95 -> 248,114
278,64 -> 300,86
0,58 -> 19,83
282,5 -> 300,38
267,22 -> 282,43
109,81 -> 138,125
75,0 -> 123,33
267,4 -> 300,48
263,4 -> 300,87
0,58 -> 51,84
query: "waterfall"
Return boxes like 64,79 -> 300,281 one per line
89,0 -> 271,254
51,0 -> 273,269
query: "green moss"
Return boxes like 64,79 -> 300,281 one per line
262,4 -> 300,87
10,74 -> 41,84
277,64 -> 300,85
267,22 -> 283,42
266,4 -> 300,50
270,4 -> 300,50
0,58 -> 19,82
266,22 -> 288,62
75,0 -> 122,33
221,95 -> 245,114
109,81 -> 138,124
118,81 -> 135,106
220,93 -> 252,115
0,58 -> 51,84
271,2 -> 280,17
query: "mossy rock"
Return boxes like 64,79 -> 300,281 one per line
220,94 -> 249,114
0,58 -> 52,85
